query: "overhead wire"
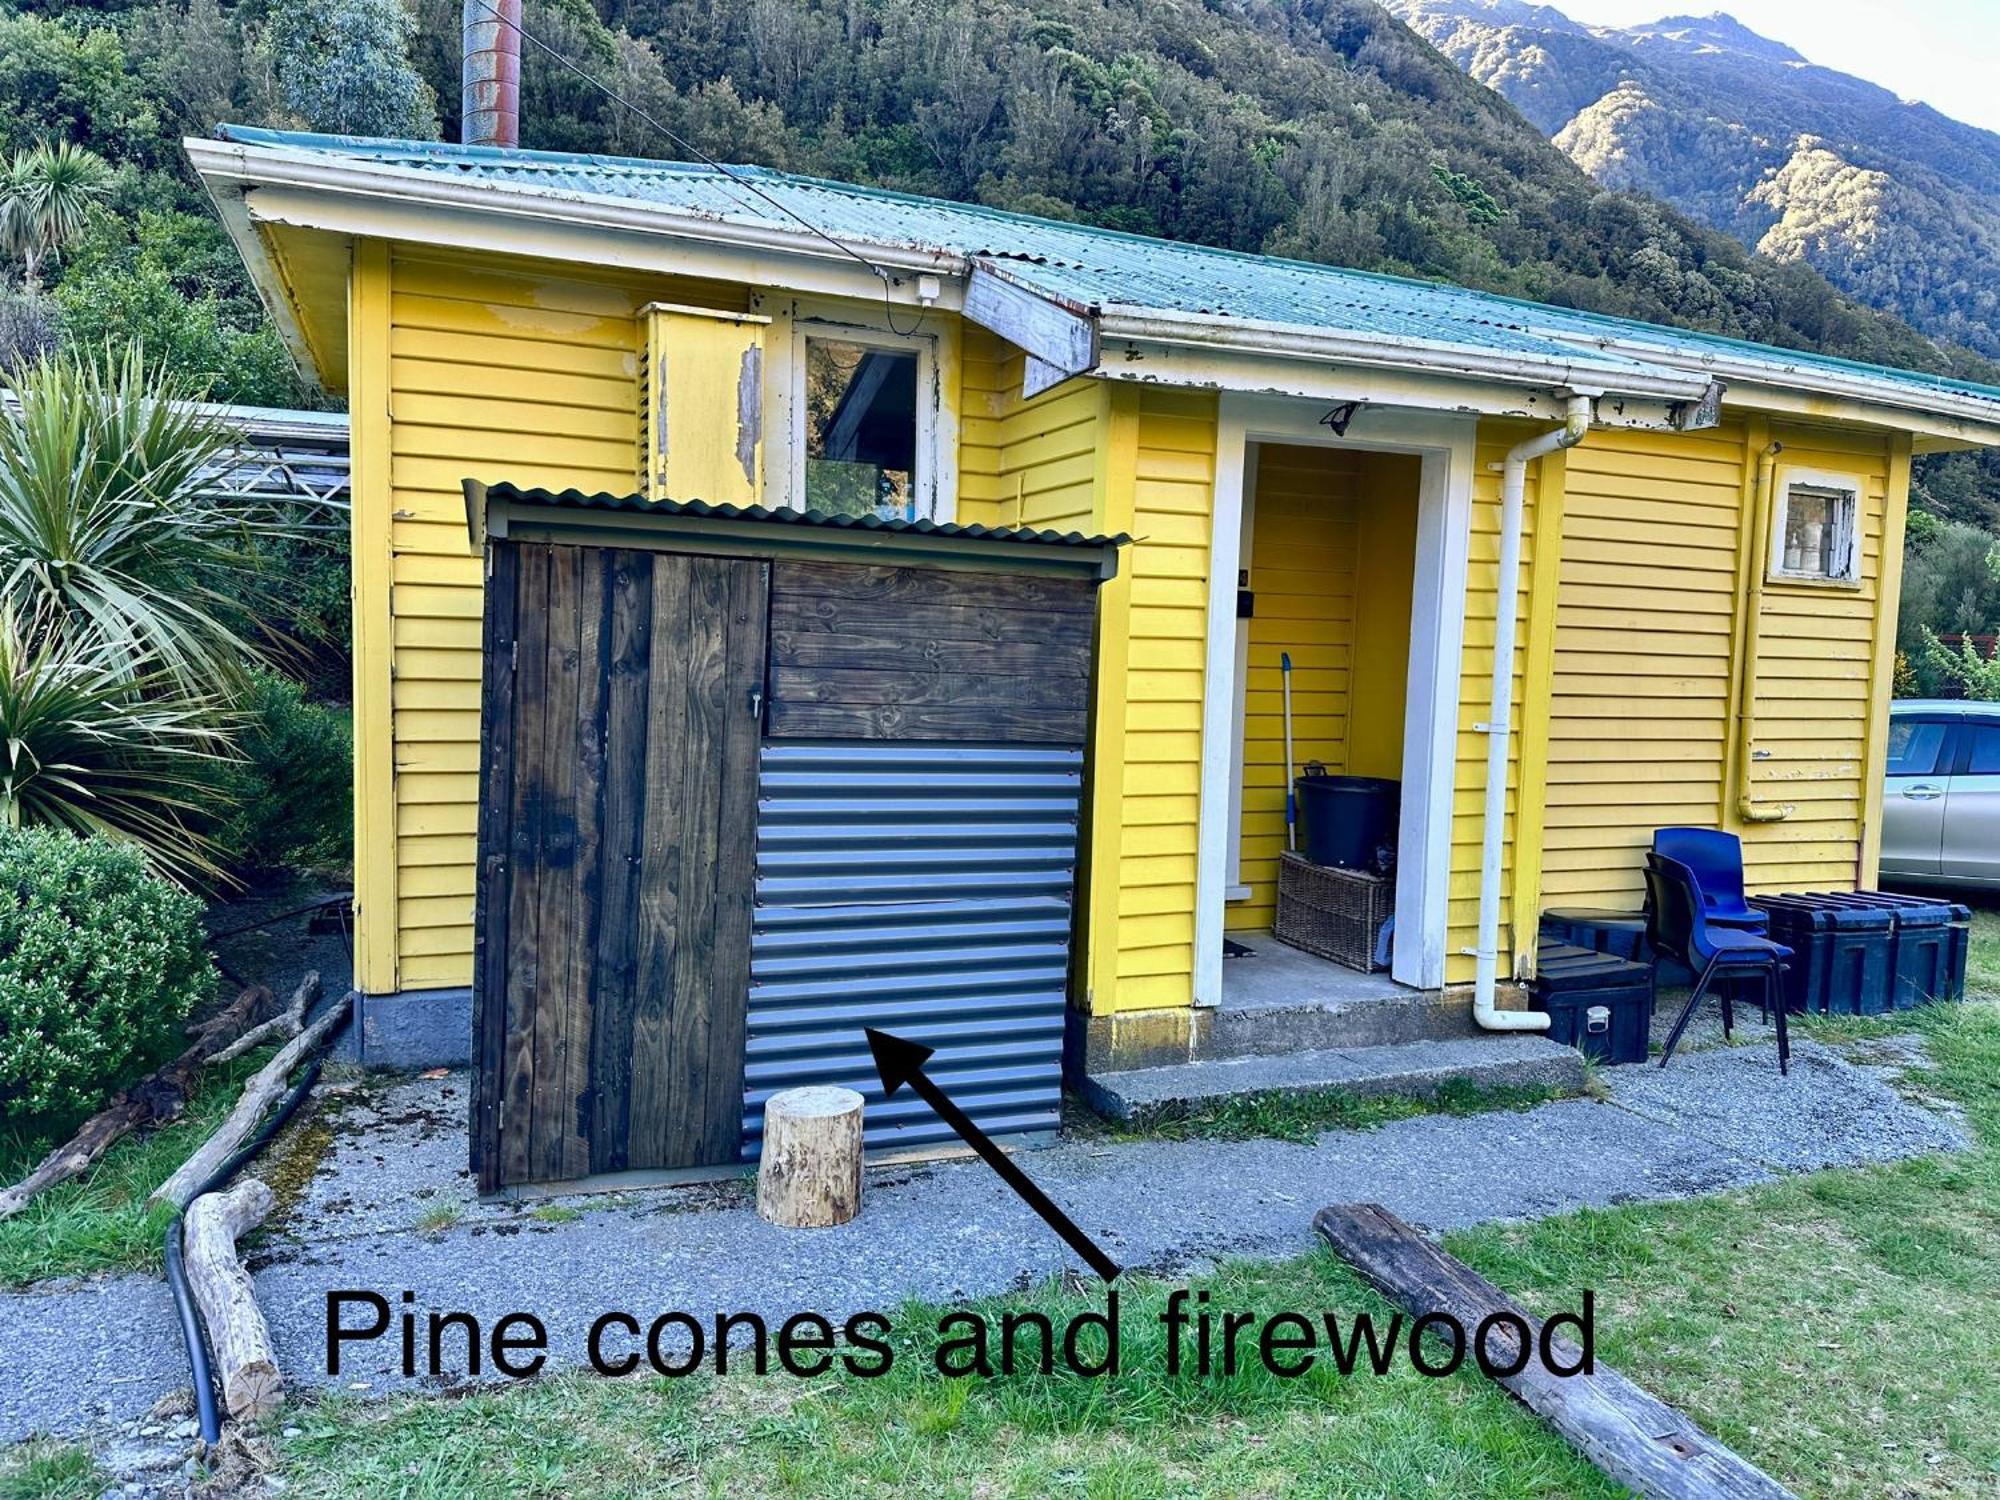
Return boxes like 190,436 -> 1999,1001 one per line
465,0 -> 926,336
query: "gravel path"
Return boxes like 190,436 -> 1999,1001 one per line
0,1032 -> 1966,1443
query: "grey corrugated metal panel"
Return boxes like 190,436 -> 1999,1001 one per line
760,819 -> 1082,851
479,481 -> 1129,550
751,896 -> 1071,939
744,738 -> 1079,1159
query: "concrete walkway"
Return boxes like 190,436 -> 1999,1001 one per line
0,1032 -> 1966,1443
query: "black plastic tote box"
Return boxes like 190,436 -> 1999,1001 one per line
1539,907 -> 1651,962
1532,940 -> 1654,1066
1749,895 -> 1893,1016
1810,892 -> 1964,1009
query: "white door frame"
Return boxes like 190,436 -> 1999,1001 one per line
1193,393 -> 1477,1002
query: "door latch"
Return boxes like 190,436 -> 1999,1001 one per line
747,685 -> 765,719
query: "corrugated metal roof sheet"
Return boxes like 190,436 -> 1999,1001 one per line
480,481 -> 1129,549
214,125 -> 2000,421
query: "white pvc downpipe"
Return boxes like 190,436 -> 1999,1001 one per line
1473,395 -> 1595,1031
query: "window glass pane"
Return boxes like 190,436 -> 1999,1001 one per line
1778,483 -> 1853,579
1887,719 -> 1948,777
1966,724 -> 2000,775
804,338 -> 918,518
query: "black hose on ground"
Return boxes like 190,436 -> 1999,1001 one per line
162,995 -> 353,1444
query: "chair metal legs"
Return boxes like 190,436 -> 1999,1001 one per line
1658,954 -> 1719,1067
1658,954 -> 1789,1075
1770,961 -> 1789,1076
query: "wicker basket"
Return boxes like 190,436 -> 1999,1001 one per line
1274,852 -> 1392,971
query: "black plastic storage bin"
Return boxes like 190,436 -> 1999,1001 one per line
1539,907 -> 1650,962
1811,891 -> 1965,1009
1294,769 -> 1399,872
1749,894 -> 1893,1015
1532,939 -> 1654,1065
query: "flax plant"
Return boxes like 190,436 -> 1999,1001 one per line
0,346 -> 276,692
0,603 -> 233,881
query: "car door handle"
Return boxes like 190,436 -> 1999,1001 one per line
1901,785 -> 1943,800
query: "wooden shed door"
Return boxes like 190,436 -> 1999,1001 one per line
474,542 -> 769,1190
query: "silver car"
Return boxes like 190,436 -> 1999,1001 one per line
1880,699 -> 2000,887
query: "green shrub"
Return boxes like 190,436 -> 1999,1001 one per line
212,670 -> 351,876
0,827 -> 215,1126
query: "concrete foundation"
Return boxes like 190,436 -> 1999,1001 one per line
345,986 -> 473,1069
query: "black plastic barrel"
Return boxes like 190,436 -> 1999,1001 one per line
1295,772 -> 1399,871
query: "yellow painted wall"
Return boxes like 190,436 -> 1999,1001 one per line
1230,446 -> 1416,933
1348,454 -> 1421,780
1445,423 -> 1552,985
1530,419 -> 1900,931
958,326 -> 1104,531
1085,388 -> 1216,1014
346,239 -> 1912,1014
350,243 -> 744,992
1233,445 -> 1359,932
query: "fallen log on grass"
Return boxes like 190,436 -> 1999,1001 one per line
152,998 -> 345,1211
210,972 -> 320,1065
0,985 -> 274,1223
184,1177 -> 283,1421
1313,1203 -> 1796,1500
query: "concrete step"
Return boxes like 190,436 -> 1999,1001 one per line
1080,1035 -> 1587,1125
1203,989 -> 1485,1058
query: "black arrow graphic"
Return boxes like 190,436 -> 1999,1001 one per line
865,1028 -> 1121,1282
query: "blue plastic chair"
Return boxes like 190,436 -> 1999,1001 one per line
1651,828 -> 1768,933
1645,855 -> 1791,1074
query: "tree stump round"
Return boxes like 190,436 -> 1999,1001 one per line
757,1086 -> 865,1228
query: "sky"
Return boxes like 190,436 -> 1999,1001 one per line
1552,0 -> 2000,134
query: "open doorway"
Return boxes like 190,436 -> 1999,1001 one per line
1194,397 -> 1475,1006
1220,441 -> 1422,1000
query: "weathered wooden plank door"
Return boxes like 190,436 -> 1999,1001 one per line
473,541 -> 768,1190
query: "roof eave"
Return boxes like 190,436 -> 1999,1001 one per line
185,134 -> 2000,439
187,141 -> 331,397
1094,305 -> 1710,405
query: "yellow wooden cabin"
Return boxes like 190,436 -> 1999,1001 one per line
192,126 -> 2000,1080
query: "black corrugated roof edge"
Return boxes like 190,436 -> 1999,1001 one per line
479,481 -> 1131,550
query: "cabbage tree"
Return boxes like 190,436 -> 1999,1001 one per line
0,142 -> 110,297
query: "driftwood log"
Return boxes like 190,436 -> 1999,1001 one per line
757,1086 -> 864,1228
152,998 -> 345,1211
210,972 -> 320,1065
1314,1203 -> 1796,1500
0,985 -> 274,1223
184,1177 -> 283,1421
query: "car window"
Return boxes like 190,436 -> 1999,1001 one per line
1887,718 -> 1952,776
1964,723 -> 2000,775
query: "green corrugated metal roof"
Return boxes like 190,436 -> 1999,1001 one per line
212,125 -> 2000,423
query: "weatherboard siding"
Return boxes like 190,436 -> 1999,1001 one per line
346,243 -> 1912,1025
1232,445 -> 1361,933
356,244 -> 743,991
1102,387 -> 1216,1013
1535,420 -> 1898,926
1444,423 -> 1552,986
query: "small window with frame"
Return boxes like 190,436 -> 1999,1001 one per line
1769,469 -> 1861,585
798,325 -> 930,520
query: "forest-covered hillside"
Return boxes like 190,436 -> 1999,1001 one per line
3,0 -> 1998,568
6,0 -> 1993,399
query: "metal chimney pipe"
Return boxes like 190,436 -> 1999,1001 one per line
461,0 -> 521,147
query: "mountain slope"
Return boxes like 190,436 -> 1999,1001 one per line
1389,0 -> 2000,357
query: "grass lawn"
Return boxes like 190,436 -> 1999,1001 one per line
0,1050 -> 280,1287
257,997 -> 2000,1497
6,919 -> 1997,1498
